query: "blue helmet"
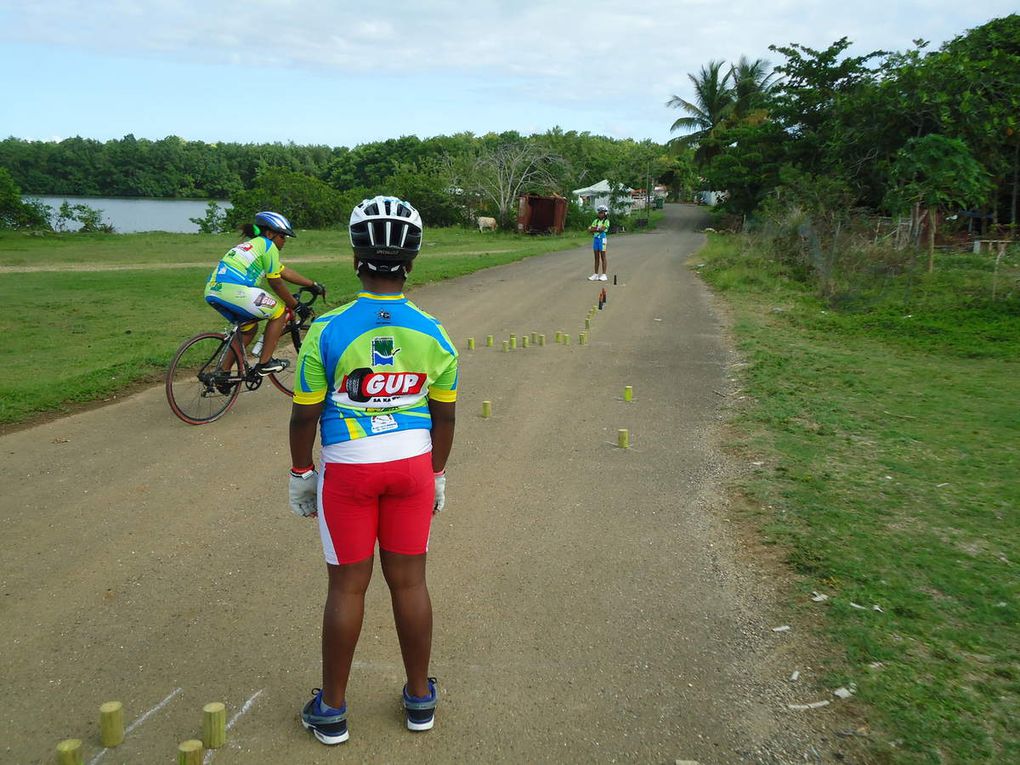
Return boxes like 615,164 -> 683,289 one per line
254,211 -> 296,238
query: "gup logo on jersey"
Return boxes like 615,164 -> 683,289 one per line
341,368 -> 426,403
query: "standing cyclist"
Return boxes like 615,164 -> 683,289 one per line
204,211 -> 325,375
588,204 -> 610,281
289,196 -> 458,745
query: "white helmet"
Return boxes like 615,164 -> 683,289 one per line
596,205 -> 609,213
349,196 -> 423,261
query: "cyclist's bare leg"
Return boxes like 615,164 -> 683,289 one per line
598,251 -> 608,275
380,550 -> 432,698
218,331 -> 246,373
240,324 -> 257,352
259,313 -> 287,364
321,557 -> 374,709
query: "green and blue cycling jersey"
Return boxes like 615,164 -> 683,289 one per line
293,291 -> 458,447
206,236 -> 283,288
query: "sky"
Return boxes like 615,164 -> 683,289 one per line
1,1 -> 1015,150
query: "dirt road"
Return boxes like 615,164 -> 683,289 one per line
0,205 -> 854,763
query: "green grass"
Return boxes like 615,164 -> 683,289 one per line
0,226 -> 590,426
697,235 -> 1020,763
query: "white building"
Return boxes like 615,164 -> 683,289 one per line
571,179 -> 634,214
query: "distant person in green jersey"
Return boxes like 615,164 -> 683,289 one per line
588,204 -> 610,281
289,196 -> 458,745
204,211 -> 325,376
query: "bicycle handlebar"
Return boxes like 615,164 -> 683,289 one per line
293,286 -> 320,306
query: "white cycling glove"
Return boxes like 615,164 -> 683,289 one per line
433,470 -> 446,515
289,468 -> 319,518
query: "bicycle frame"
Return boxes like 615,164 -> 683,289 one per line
197,325 -> 261,390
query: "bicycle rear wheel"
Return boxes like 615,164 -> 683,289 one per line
166,332 -> 242,424
268,322 -> 310,396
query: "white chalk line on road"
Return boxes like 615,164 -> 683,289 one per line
87,687 -> 182,765
203,689 -> 264,764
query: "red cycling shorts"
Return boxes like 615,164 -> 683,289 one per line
318,453 -> 434,565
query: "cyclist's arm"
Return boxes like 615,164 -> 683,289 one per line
428,399 -> 456,474
290,401 -> 324,469
280,266 -> 317,289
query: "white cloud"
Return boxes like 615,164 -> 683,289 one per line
3,0 -> 1016,144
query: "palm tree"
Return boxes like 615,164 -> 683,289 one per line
729,56 -> 777,120
666,60 -> 734,163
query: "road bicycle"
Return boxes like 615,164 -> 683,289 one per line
165,288 -> 322,425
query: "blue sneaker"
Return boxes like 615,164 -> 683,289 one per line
403,677 -> 438,731
301,689 -> 349,745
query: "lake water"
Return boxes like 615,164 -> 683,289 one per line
26,195 -> 232,234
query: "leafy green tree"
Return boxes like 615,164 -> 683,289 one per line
225,168 -> 346,230
767,38 -> 886,176
0,167 -> 51,229
703,121 -> 787,216
385,158 -> 465,227
884,134 -> 992,271
912,15 -> 1020,224
658,147 -> 699,201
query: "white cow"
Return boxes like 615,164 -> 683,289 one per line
477,216 -> 497,232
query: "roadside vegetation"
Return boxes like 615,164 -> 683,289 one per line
671,15 -> 1018,760
697,229 -> 1018,762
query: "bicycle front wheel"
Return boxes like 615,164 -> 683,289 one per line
166,332 -> 242,424
268,322 -> 310,397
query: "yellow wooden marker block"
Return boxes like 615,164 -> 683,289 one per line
522,335 -> 529,348
99,701 -> 124,747
624,385 -> 633,402
178,739 -> 203,765
486,335 -> 494,347
467,337 -> 475,350
539,334 -> 546,346
502,340 -> 510,352
585,318 -> 591,329
202,702 -> 227,749
618,429 -> 630,449
555,331 -> 562,343
482,400 -> 492,418
564,333 -> 571,345
579,332 -> 587,345
531,332 -> 538,344
509,334 -> 517,349
56,739 -> 82,765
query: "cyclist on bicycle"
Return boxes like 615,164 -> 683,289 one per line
204,211 -> 326,376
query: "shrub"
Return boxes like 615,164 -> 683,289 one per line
189,202 -> 227,234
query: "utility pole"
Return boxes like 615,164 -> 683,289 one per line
644,158 -> 651,225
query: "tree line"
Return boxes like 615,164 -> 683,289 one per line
0,130 -> 696,232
